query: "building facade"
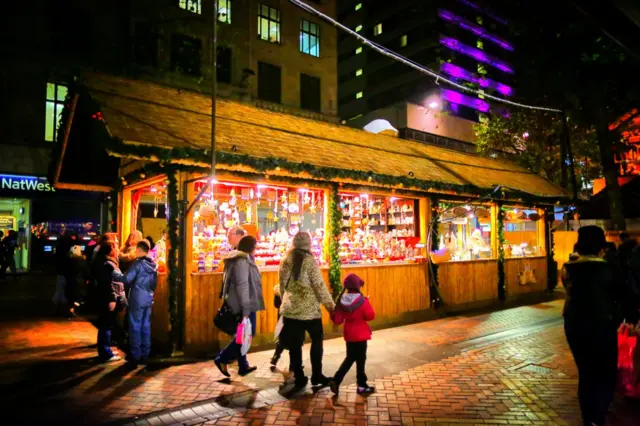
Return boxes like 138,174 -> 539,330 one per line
337,0 -> 514,128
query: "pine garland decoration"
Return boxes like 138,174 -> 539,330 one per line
166,170 -> 181,346
328,185 -> 343,298
497,204 -> 507,301
429,198 -> 442,308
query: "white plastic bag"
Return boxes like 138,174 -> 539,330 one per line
235,317 -> 253,356
274,316 -> 284,341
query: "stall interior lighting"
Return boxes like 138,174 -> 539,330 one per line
440,36 -> 513,74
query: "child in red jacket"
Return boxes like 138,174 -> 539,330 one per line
329,273 -> 376,395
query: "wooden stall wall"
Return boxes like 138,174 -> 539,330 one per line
151,274 -> 171,349
437,260 -> 498,308
554,231 -> 578,272
504,257 -> 548,298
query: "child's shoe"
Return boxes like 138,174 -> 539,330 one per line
357,385 -> 376,395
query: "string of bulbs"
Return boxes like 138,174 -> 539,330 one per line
288,0 -> 563,113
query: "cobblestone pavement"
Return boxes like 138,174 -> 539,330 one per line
1,285 -> 637,426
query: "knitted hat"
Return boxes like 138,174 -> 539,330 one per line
293,231 -> 312,251
343,273 -> 364,291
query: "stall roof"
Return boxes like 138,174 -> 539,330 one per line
78,73 -> 566,199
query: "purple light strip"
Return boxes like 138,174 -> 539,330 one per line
457,0 -> 508,26
441,89 -> 490,113
440,63 -> 513,96
440,36 -> 514,74
439,9 -> 513,51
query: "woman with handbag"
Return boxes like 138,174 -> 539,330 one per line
562,226 -> 623,426
279,232 -> 335,392
214,235 -> 264,377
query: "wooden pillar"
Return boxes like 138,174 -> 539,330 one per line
490,203 -> 499,257
323,187 -> 330,264
537,208 -> 547,256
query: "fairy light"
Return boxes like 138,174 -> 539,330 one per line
288,0 -> 562,113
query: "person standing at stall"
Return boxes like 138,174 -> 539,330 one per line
120,231 -> 143,273
278,232 -> 335,392
562,226 -> 622,426
214,235 -> 264,377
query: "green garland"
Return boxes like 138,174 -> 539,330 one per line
328,185 -> 343,298
429,198 -> 442,308
497,204 -> 506,301
166,170 -> 180,346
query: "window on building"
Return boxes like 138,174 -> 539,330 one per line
356,47 -> 363,54
258,61 -> 281,103
45,82 -> 68,142
300,20 -> 320,57
374,23 -> 382,35
179,0 -> 201,14
476,40 -> 484,50
355,69 -> 363,77
258,4 -> 280,43
218,0 -> 232,23
133,22 -> 158,67
356,91 -> 363,99
217,46 -> 232,84
400,34 -> 408,47
476,16 -> 483,25
355,3 -> 362,11
171,34 -> 202,76
355,25 -> 362,32
300,73 -> 321,112
477,64 -> 487,75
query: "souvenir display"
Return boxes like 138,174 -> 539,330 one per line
503,207 -> 542,258
437,203 -> 493,261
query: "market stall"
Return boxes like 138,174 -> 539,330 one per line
54,73 -> 568,355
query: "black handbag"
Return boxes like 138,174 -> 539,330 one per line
213,266 -> 241,335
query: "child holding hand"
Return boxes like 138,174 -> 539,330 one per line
329,273 -> 376,395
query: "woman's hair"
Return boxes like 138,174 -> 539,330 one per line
237,235 -> 257,254
125,231 -> 143,248
98,240 -> 119,259
575,225 -> 606,256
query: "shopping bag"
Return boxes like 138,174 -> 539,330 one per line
235,318 -> 253,356
617,322 -> 640,398
274,316 -> 284,341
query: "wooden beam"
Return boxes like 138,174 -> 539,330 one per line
54,182 -> 112,192
53,94 -> 79,186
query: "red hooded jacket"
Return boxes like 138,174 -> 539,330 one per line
332,292 -> 375,342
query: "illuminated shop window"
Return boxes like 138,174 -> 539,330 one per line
45,82 -> 68,142
503,207 -> 544,258
436,203 -> 493,261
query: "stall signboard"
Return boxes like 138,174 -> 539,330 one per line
0,174 -> 55,193
0,216 -> 15,229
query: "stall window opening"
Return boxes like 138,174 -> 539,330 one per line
191,180 -> 325,272
503,207 -> 543,258
436,203 -> 493,262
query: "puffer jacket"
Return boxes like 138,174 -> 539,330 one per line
279,252 -> 335,320
222,251 -> 265,317
332,292 -> 375,342
113,256 -> 158,309
96,257 -> 127,309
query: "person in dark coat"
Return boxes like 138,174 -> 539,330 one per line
95,241 -> 127,362
112,240 -> 158,366
65,245 -> 90,318
562,226 -> 623,426
1,230 -> 19,279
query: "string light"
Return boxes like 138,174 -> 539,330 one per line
288,0 -> 562,113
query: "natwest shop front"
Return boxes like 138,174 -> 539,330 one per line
0,173 -> 104,273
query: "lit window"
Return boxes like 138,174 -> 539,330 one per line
374,23 -> 382,35
355,3 -> 362,11
477,64 -> 487,75
355,25 -> 363,32
218,0 -> 231,24
355,69 -> 363,77
478,89 -> 485,99
179,0 -> 201,14
476,16 -> 483,25
356,47 -> 363,54
400,34 -> 408,47
356,91 -> 363,99
476,40 -> 484,50
45,82 -> 68,142
300,20 -> 320,57
258,4 -> 280,43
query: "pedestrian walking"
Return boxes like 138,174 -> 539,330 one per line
270,282 -> 286,369
1,230 -> 19,279
95,241 -> 127,362
214,235 -> 264,377
562,226 -> 622,426
278,231 -> 335,392
113,240 -> 157,367
329,273 -> 376,396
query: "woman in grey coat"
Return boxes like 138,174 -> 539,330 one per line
214,235 -> 265,377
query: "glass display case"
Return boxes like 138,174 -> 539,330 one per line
502,207 -> 543,258
436,203 -> 493,261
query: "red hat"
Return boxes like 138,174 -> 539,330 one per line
343,273 -> 364,290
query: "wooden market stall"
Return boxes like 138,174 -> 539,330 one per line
54,72 -> 568,355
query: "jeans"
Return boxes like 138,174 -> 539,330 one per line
128,305 -> 152,361
217,311 -> 256,371
97,310 -> 116,360
564,318 -> 618,426
284,317 -> 325,383
333,341 -> 368,387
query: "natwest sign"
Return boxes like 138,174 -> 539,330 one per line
0,174 -> 55,192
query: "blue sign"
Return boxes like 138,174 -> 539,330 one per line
0,174 -> 55,192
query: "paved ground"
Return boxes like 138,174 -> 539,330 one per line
1,275 -> 638,426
